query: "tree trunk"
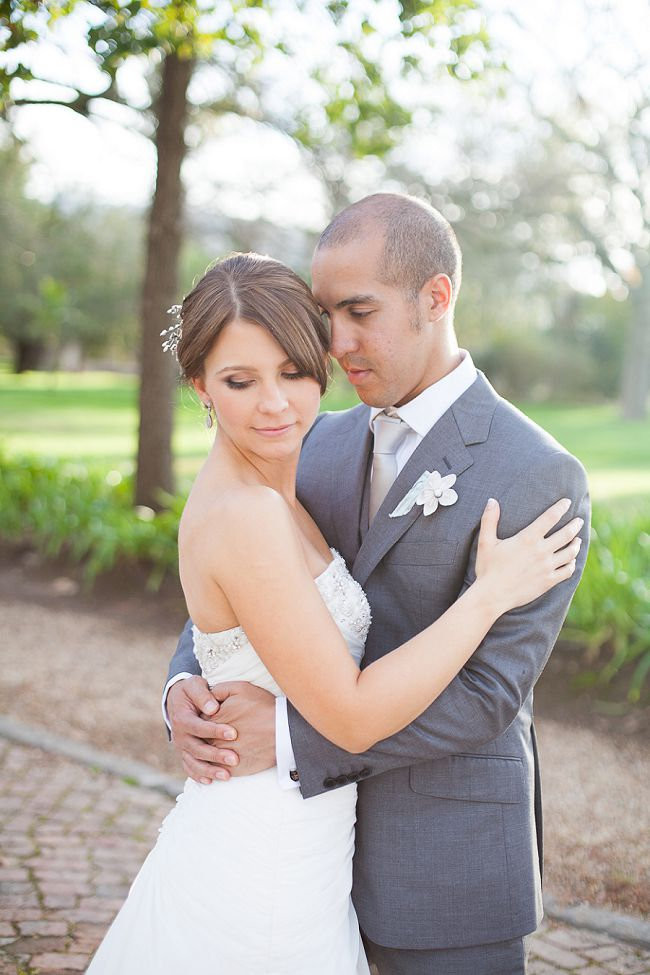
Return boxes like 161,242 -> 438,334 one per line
135,53 -> 193,509
13,337 -> 46,373
621,269 -> 650,421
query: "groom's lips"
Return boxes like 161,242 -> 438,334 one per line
345,367 -> 372,385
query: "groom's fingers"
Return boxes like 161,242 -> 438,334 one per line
181,750 -> 231,784
202,722 -> 238,742
209,679 -> 252,702
175,710 -> 226,741
186,737 -> 240,766
181,675 -> 220,716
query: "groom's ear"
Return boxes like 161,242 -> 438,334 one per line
422,273 -> 453,322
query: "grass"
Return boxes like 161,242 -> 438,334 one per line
1,369 -> 648,502
517,402 -> 650,504
0,370 -> 227,484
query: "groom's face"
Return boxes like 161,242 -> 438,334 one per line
311,235 -> 441,408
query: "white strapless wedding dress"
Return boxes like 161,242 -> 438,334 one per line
87,550 -> 372,974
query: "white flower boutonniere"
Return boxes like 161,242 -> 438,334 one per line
389,470 -> 458,519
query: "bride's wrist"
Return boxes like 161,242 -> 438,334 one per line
468,577 -> 503,626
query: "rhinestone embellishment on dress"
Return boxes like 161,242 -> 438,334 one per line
192,626 -> 247,667
192,550 -> 371,684
315,551 -> 372,640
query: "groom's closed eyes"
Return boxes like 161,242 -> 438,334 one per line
319,295 -> 379,320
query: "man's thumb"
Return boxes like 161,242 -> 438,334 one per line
186,678 -> 219,715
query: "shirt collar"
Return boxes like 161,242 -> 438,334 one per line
369,350 -> 477,438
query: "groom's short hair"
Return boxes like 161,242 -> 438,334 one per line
316,193 -> 462,303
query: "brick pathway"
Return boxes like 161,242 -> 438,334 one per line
0,739 -> 648,975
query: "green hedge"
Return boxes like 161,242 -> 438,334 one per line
0,452 -> 182,589
563,505 -> 650,702
1,453 -> 648,700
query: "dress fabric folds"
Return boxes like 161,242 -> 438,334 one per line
87,551 -> 371,975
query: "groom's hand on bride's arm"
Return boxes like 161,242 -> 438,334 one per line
167,676 -> 240,784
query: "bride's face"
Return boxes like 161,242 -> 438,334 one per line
193,318 -> 322,459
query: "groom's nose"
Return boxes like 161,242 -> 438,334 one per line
329,317 -> 359,360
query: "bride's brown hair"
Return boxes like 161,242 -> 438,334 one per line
176,253 -> 330,393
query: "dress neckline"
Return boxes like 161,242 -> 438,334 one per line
193,547 -> 341,640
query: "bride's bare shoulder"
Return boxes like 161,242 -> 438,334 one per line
221,484 -> 293,535
182,483 -> 296,560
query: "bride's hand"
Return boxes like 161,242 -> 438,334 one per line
475,497 -> 584,616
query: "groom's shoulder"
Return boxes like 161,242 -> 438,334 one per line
488,388 -> 587,486
493,394 -> 562,451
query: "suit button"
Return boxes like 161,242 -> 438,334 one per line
335,775 -> 348,786
358,768 -> 371,779
323,777 -> 336,788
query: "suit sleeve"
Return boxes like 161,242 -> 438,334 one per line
288,450 -> 591,798
163,618 -> 202,699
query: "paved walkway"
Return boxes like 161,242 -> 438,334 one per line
0,739 -> 648,975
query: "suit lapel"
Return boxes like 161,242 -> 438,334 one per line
352,373 -> 499,588
331,407 -> 373,564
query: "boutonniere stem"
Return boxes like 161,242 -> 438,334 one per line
389,470 -> 458,518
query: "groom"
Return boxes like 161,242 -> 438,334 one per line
164,193 -> 590,974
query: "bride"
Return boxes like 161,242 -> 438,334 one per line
87,253 -> 582,974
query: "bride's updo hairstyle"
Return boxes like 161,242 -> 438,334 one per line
176,252 -> 330,393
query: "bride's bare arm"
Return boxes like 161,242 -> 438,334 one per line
205,487 -> 581,753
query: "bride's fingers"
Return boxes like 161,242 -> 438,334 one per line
551,537 -> 582,568
525,498 -> 572,539
552,558 -> 577,582
546,517 -> 584,552
477,498 -> 500,549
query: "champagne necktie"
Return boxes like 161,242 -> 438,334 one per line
369,410 -> 408,524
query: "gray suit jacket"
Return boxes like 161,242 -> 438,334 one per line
167,372 -> 590,951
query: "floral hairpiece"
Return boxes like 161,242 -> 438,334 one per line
161,304 -> 183,358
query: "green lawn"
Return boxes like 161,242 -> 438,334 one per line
1,370 -> 648,503
517,402 -> 650,504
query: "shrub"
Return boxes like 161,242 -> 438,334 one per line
0,451 -> 182,588
564,504 -> 650,702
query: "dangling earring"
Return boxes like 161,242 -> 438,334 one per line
203,401 -> 214,430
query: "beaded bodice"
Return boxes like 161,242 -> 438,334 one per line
192,549 -> 371,695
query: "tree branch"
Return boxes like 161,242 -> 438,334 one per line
8,73 -> 133,117
10,96 -> 88,115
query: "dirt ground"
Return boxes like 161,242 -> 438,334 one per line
1,543 -> 648,919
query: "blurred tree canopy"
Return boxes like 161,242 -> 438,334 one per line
541,96 -> 650,421
1,0 -> 492,508
0,125 -> 630,407
381,6 -> 649,419
0,137 -> 142,371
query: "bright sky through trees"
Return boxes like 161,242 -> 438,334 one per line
3,0 -> 650,293
5,0 -> 646,225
